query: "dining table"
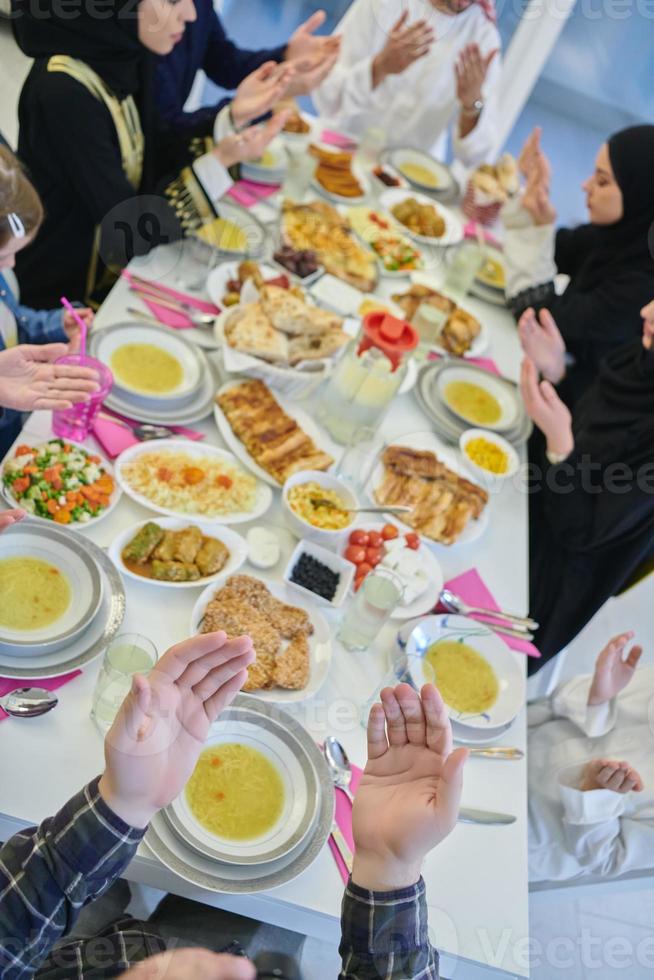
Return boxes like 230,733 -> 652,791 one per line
0,183 -> 531,979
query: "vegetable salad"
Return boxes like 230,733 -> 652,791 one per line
3,440 -> 115,524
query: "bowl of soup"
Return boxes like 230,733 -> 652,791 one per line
405,613 -> 525,729
93,324 -> 204,405
0,522 -> 103,655
437,365 -> 518,433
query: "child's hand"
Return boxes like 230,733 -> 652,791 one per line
580,759 -> 643,794
588,632 -> 642,706
63,308 -> 94,352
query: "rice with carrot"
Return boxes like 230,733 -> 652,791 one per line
121,450 -> 257,517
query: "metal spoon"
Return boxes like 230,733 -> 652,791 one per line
0,687 -> 59,718
310,498 -> 412,516
97,412 -> 175,442
439,588 -> 539,632
324,736 -> 355,806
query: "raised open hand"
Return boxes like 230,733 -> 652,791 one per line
0,343 -> 99,412
588,631 -> 642,706
231,62 -> 295,130
285,10 -> 340,65
580,759 -> 644,794
99,632 -> 254,828
352,683 -> 467,891
455,43 -> 498,110
287,46 -> 340,96
372,11 -> 435,87
518,307 -> 566,384
520,356 -> 573,457
215,110 -> 292,169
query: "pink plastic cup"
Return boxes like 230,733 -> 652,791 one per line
52,354 -> 113,442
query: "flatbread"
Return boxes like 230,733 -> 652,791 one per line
224,304 -> 288,362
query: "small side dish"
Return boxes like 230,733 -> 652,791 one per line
121,521 -> 231,582
464,436 -> 509,475
273,245 -> 320,281
2,440 -> 115,525
391,198 -> 445,239
289,552 -> 340,602
310,144 -> 363,199
287,481 -> 350,531
347,207 -> 423,273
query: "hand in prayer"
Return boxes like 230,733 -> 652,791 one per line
588,631 -> 643,706
0,343 -> 99,411
521,153 -> 556,226
286,46 -> 341,96
580,759 -> 644,794
214,110 -> 292,168
62,307 -> 94,353
119,949 -> 255,979
520,356 -> 574,458
518,307 -> 566,384
231,62 -> 295,130
352,683 -> 467,891
455,43 -> 498,109
285,10 -> 341,65
99,631 -> 254,829
372,12 -> 435,88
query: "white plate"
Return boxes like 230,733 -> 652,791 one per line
342,521 -> 443,620
384,147 -> 456,197
206,262 -> 282,310
452,717 -> 515,745
93,324 -> 203,404
368,430 -> 489,548
214,381 -> 340,489
108,518 -> 248,590
240,139 -> 288,185
474,246 -> 507,293
190,575 -> 332,704
0,521 -> 103,655
345,205 -> 425,278
406,614 -> 525,728
169,720 -> 319,865
0,537 -> 125,679
380,189 -> 464,247
115,440 -> 273,525
1,438 -> 121,531
437,365 -> 519,433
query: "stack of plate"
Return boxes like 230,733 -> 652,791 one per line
470,246 -> 507,307
192,202 -> 268,260
415,360 -> 532,447
241,139 -> 288,186
403,614 -> 526,745
89,323 -> 217,426
380,147 -> 459,204
0,521 -> 125,680
147,697 -> 334,893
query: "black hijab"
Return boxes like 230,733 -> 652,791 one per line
562,125 -> 654,292
12,0 -> 144,99
574,338 -> 654,470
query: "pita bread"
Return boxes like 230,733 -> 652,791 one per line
224,304 -> 288,362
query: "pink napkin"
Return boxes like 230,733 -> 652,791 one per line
329,761 -> 362,883
463,223 -> 503,249
0,671 -> 81,722
91,409 -> 205,460
228,179 -> 280,208
438,568 -> 540,659
122,271 -> 220,330
428,353 -> 500,376
320,129 -> 357,150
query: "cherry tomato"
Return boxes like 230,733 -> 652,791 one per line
344,545 -> 367,565
405,532 -> 420,550
357,562 -> 373,577
381,523 -> 399,541
365,547 -> 383,567
349,529 -> 370,547
368,531 -> 383,548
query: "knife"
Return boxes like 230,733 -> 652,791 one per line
458,807 -> 516,825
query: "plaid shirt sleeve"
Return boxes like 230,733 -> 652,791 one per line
339,877 -> 440,979
0,776 -> 146,979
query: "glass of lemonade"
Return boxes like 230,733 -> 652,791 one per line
91,633 -> 158,733
338,569 -> 403,652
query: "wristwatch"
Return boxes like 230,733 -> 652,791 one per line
461,98 -> 484,117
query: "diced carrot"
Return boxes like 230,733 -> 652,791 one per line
54,511 -> 71,524
97,495 -> 110,508
46,499 -> 59,515
52,479 -> 63,491
15,445 -> 33,457
12,477 -> 29,494
42,491 -> 49,501
22,465 -> 38,475
88,455 -> 101,464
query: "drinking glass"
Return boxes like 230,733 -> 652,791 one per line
91,633 -> 158,733
52,355 -> 113,442
338,569 -> 403,652
443,242 -> 484,301
281,148 -> 316,200
334,426 -> 381,496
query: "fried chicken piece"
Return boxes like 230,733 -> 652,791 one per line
273,635 -> 310,690
201,591 -> 281,661
243,652 -> 276,691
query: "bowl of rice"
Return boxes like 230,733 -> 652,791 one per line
115,440 -> 273,524
282,470 -> 358,547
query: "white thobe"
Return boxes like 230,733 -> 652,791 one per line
528,666 -> 654,883
313,0 -> 501,168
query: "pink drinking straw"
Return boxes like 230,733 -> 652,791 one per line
60,296 -> 87,357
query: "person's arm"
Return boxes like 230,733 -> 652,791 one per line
0,778 -> 145,977
549,675 -> 617,737
203,12 -> 285,91
339,683 -> 468,978
452,29 -> 502,168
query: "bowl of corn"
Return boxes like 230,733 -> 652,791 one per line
459,428 -> 519,486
